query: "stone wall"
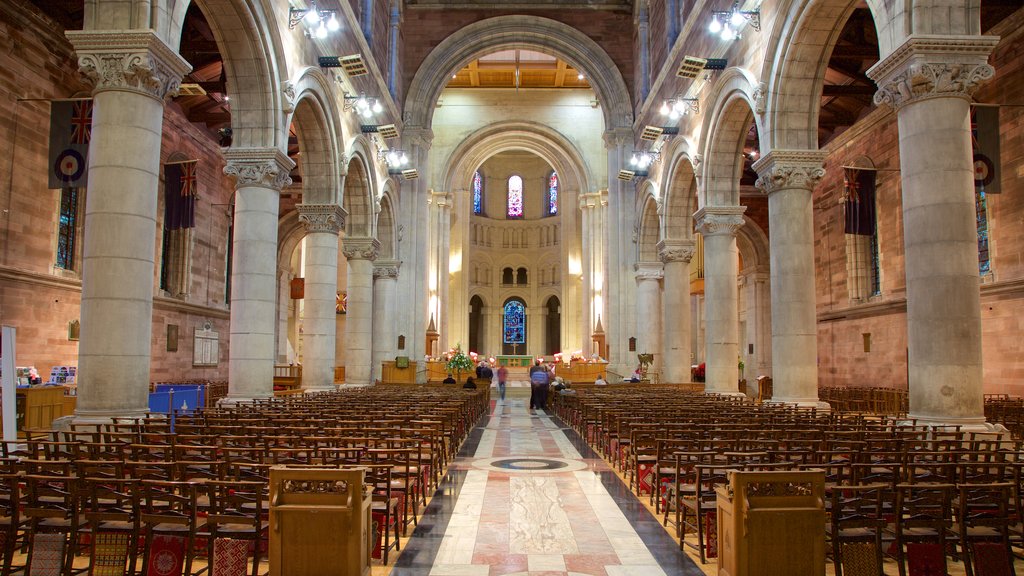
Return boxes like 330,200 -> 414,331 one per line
813,10 -> 1024,395
0,1 -> 233,385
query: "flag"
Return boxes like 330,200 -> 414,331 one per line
844,167 -> 877,236
972,105 -> 1000,194
164,160 -> 198,229
48,99 -> 92,188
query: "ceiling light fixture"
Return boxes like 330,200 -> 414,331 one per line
289,1 -> 340,36
659,96 -> 700,120
343,93 -> 383,118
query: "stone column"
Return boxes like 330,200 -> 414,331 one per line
343,237 -> 380,385
753,150 -> 829,408
867,36 -> 999,428
695,206 -> 746,394
296,204 -> 345,391
65,31 -> 191,421
222,148 -> 295,402
658,239 -> 695,383
634,263 -> 664,373
276,266 -> 291,363
372,261 -> 400,382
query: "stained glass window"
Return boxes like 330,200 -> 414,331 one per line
56,187 -> 78,270
472,171 -> 483,215
548,171 -> 558,215
503,299 -> 526,344
507,175 -> 523,218
977,186 -> 990,275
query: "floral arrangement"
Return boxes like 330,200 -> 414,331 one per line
445,343 -> 474,379
693,362 -> 706,382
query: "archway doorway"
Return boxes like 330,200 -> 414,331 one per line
469,295 -> 484,354
545,296 -> 560,354
502,297 -> 526,355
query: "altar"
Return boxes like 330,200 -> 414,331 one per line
496,355 -> 534,368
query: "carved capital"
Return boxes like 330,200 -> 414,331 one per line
694,206 -> 746,237
657,239 -> 696,263
867,35 -> 999,110
430,190 -> 452,208
297,204 -> 346,235
223,148 -> 296,191
603,127 -> 634,150
634,262 -> 664,281
67,31 -> 192,100
342,237 -> 380,261
402,126 -> 434,151
752,150 -> 827,194
373,260 -> 401,279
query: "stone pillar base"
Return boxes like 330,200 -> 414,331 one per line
707,391 -> 747,398
302,385 -> 337,393
218,394 -> 272,407
905,415 -> 1007,434
341,383 -> 374,389
63,408 -> 152,429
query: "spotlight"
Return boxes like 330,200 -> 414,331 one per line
326,12 -> 340,31
315,21 -> 328,38
708,16 -> 722,33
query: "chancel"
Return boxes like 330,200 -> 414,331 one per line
0,0 -> 1022,573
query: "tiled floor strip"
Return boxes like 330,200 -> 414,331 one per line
393,386 -> 703,576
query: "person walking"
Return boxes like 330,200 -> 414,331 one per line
496,364 -> 508,401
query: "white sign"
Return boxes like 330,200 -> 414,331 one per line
193,321 -> 219,367
1,327 -> 18,442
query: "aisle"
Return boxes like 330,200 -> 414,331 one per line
392,390 -> 702,576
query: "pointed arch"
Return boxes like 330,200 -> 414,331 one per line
700,68 -> 761,207
289,69 -> 344,206
636,189 -> 661,263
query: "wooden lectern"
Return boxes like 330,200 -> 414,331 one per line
715,469 -> 826,576
270,467 -> 372,576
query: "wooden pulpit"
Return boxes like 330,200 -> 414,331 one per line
270,467 -> 372,576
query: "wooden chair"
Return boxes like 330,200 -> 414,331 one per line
365,464 -> 401,564
680,463 -> 732,563
955,482 -> 1016,576
78,477 -> 140,575
23,474 -> 80,576
0,473 -> 25,575
826,483 -> 887,576
139,480 -> 203,576
204,480 -> 268,576
893,483 -> 956,576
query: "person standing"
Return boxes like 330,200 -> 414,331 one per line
528,359 -> 550,412
496,364 -> 508,401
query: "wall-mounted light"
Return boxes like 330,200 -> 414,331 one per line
708,1 -> 760,41
380,148 -> 409,170
629,150 -> 659,171
343,93 -> 383,118
289,2 -> 340,37
659,96 -> 700,120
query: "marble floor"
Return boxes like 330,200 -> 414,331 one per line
391,391 -> 703,576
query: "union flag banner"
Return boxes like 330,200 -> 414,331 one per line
164,160 -> 198,229
48,99 -> 92,188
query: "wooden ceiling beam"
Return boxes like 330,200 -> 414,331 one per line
822,84 -> 876,96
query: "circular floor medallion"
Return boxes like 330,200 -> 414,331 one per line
471,455 -> 588,473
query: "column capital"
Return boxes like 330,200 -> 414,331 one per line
223,148 -> 295,191
634,262 -> 664,281
694,206 -> 746,237
297,204 -> 346,235
603,127 -> 634,150
430,190 -> 452,208
578,192 -> 603,210
373,260 -> 401,279
66,30 -> 192,101
402,125 -> 434,150
867,35 -> 999,110
752,150 -> 827,194
342,237 -> 380,261
657,239 -> 695,263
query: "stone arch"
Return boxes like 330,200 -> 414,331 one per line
636,189 -> 661,263
165,0 -> 288,149
762,0 -> 886,152
276,210 -> 304,271
736,219 -> 770,274
404,16 -> 632,130
700,68 -> 760,207
377,189 -> 398,260
290,71 -> 343,205
660,140 -> 699,241
441,121 -> 592,203
343,147 -> 375,238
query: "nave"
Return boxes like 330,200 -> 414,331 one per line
392,392 -> 700,576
